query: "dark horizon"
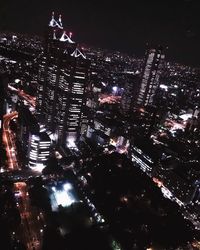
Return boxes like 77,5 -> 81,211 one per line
0,0 -> 200,67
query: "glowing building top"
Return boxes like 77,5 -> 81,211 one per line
48,12 -> 86,59
36,12 -> 90,147
49,12 -> 63,29
60,31 -> 75,44
71,47 -> 86,59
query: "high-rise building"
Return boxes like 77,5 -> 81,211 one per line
28,132 -> 51,171
18,105 -> 40,158
17,104 -> 51,170
136,46 -> 165,107
56,50 -> 90,146
120,72 -> 140,115
36,13 -> 90,147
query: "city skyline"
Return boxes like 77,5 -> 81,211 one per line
0,0 -> 200,66
1,5 -> 200,250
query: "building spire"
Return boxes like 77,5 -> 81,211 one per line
58,14 -> 62,27
49,11 -> 63,29
71,47 -> 86,59
49,11 -> 55,27
60,31 -> 75,43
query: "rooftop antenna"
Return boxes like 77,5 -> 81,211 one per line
49,11 -> 55,27
58,14 -> 63,27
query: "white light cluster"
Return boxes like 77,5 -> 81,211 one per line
50,182 -> 77,211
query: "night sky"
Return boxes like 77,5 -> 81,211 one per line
0,0 -> 200,66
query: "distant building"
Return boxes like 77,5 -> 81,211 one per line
136,46 -> 165,106
86,114 -> 126,149
129,143 -> 156,176
120,72 -> 140,115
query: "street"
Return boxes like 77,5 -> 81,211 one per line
3,111 -> 19,170
14,182 -> 45,250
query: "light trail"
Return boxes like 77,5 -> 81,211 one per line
8,85 -> 36,107
3,111 -> 19,170
14,182 -> 43,250
2,85 -> 35,171
98,94 -> 121,104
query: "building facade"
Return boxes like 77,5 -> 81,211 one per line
120,72 -> 140,115
36,13 -> 90,147
136,46 -> 165,107
28,132 -> 51,170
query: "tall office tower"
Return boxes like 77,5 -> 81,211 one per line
136,46 -> 165,107
56,53 -> 90,146
36,54 -> 46,116
36,12 -> 90,147
28,132 -> 51,171
120,72 -> 140,115
36,12 -> 68,125
17,104 -> 51,170
18,105 -> 40,159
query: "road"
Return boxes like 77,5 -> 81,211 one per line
132,158 -> 200,232
153,177 -> 200,231
18,89 -> 36,107
3,111 -> 45,250
3,85 -> 36,171
14,182 -> 44,250
3,85 -> 46,249
8,85 -> 36,107
3,111 -> 19,170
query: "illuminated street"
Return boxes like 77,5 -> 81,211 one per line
98,94 -> 121,104
8,85 -> 36,107
14,182 -> 44,250
18,89 -> 36,107
3,111 -> 19,170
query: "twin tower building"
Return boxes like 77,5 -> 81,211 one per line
35,12 -> 165,149
36,12 -> 90,148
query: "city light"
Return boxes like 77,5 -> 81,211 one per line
67,137 -> 76,148
160,84 -> 168,91
49,182 -> 77,211
30,163 -> 45,172
112,86 -> 118,92
54,190 -> 74,207
63,183 -> 72,191
14,79 -> 21,83
1,8 -> 200,250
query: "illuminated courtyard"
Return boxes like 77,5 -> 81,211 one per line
48,182 -> 79,211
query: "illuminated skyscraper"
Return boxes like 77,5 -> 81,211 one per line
36,13 -> 90,147
136,46 -> 165,107
120,72 -> 140,115
55,49 -> 89,146
28,132 -> 51,171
